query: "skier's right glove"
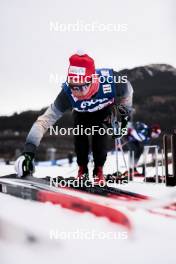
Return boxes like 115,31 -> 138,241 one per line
15,152 -> 35,177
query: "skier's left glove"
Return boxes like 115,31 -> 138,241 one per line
118,105 -> 130,137
15,152 -> 35,177
103,113 -> 121,138
111,118 -> 121,138
103,105 -> 130,138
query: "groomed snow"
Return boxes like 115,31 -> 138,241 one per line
0,151 -> 176,264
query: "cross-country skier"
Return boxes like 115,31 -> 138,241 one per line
15,51 -> 133,184
123,122 -> 161,176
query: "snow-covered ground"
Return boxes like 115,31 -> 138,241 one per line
0,151 -> 176,264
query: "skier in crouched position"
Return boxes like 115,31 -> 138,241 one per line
15,51 -> 133,184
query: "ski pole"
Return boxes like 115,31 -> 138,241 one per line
115,138 -> 119,178
117,138 -> 128,171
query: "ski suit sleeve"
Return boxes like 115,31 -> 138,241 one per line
113,71 -> 134,130
118,81 -> 133,109
113,71 -> 133,110
24,88 -> 71,154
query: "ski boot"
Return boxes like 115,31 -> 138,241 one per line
93,166 -> 106,185
77,166 -> 89,181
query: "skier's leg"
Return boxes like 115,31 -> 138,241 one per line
91,127 -> 107,184
73,111 -> 89,178
90,106 -> 113,184
91,106 -> 112,168
74,134 -> 89,168
92,130 -> 107,167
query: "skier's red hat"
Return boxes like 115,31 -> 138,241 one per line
67,51 -> 95,83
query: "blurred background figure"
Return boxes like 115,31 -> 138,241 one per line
123,122 -> 161,176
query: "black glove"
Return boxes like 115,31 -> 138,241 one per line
15,152 -> 35,177
103,105 -> 130,138
118,105 -> 130,138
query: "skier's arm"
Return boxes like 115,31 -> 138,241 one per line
117,81 -> 133,130
113,69 -> 133,108
113,71 -> 134,136
15,102 -> 63,177
117,81 -> 133,110
24,103 -> 63,153
15,88 -> 71,177
24,88 -> 71,154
